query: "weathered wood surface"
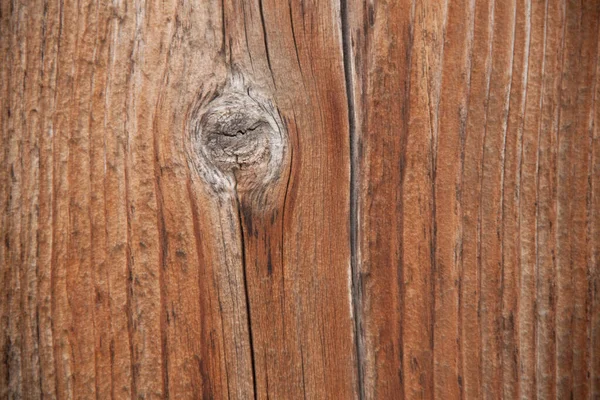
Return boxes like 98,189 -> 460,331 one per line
1,0 -> 599,398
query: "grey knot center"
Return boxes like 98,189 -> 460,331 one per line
188,77 -> 287,194
201,102 -> 272,171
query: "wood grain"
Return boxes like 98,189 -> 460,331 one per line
1,0 -> 599,398
1,0 -> 358,397
348,0 -> 600,399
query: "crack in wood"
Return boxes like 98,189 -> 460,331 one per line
187,70 -> 290,399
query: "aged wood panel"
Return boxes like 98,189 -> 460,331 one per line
0,0 -> 358,398
2,0 -> 600,398
348,0 -> 600,399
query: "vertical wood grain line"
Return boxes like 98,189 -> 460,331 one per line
340,0 -> 364,398
591,11 -> 600,396
234,192 -> 258,400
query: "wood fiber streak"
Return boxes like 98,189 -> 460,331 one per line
535,0 -> 564,397
1,0 -> 600,398
518,0 -> 543,397
592,14 -> 600,397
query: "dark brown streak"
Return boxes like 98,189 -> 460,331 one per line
499,3 -> 519,391
124,107 -> 135,400
186,178 -> 214,400
550,2 -> 567,395
257,0 -> 275,85
17,6 -> 29,390
220,0 -> 226,58
234,189 -> 257,400
430,3 -> 450,393
50,0 -> 64,395
213,281 -> 232,400
123,15 -> 139,398
85,2 -> 102,394
339,0 -> 363,398
280,143 -> 293,294
152,110 -> 170,400
287,0 -> 303,79
299,345 -> 307,400
240,2 -> 255,73
101,10 -> 113,399
37,11 -> 51,396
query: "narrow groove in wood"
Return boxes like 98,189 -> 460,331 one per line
457,0 -> 477,395
477,0 -> 497,393
533,0 -> 548,396
592,14 -> 600,395
235,191 -> 258,400
155,176 -> 169,399
339,0 -> 364,398
257,0 -> 274,82
554,0 -> 568,395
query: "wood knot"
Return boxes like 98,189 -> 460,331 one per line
188,74 -> 288,199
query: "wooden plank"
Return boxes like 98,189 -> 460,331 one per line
432,0 -> 474,397
459,0 -> 495,396
346,0 -> 413,397
349,0 -> 600,399
2,1 -> 27,396
2,0 -> 600,398
0,0 -> 358,398
555,1 -> 599,398
20,1 -> 45,397
209,0 -> 358,396
36,0 -> 61,395
100,1 -> 137,396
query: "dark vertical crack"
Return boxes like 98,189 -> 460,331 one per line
234,190 -> 258,400
288,1 -> 303,77
258,0 -> 275,82
340,1 -> 365,399
220,0 -> 226,57
123,45 -> 138,400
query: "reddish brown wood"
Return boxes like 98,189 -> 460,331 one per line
348,0 -> 600,399
1,0 -> 599,398
0,0 -> 359,397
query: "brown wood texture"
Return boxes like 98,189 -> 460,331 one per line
349,0 -> 600,399
1,0 -> 599,399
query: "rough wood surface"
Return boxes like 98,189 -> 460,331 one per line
348,0 -> 600,399
1,0 -> 599,398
